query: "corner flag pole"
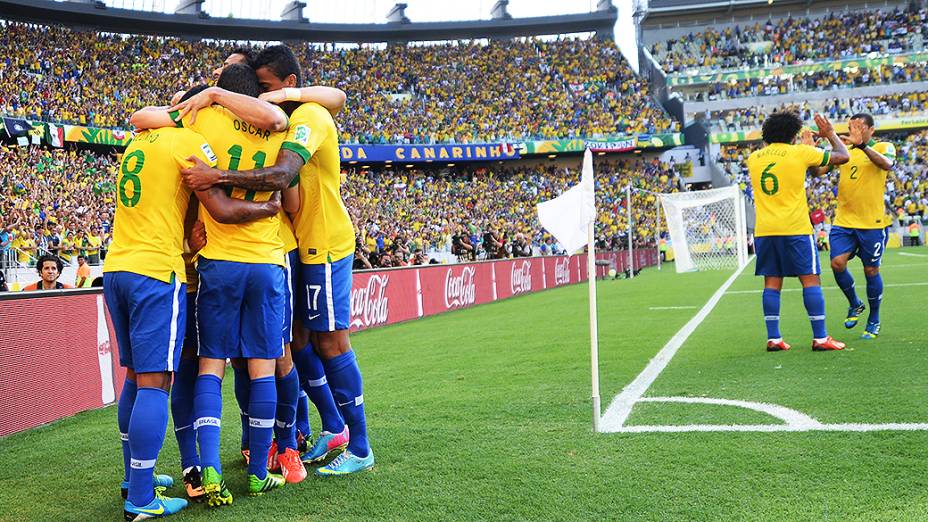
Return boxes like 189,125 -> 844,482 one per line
587,215 -> 601,432
626,184 -> 634,278
656,195 -> 662,271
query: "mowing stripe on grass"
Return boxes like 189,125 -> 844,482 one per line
599,258 -> 753,431
648,306 -> 698,310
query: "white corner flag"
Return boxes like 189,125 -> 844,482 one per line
536,149 -> 601,432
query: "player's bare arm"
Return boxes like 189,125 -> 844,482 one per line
194,186 -> 281,224
167,86 -> 288,130
282,184 -> 301,215
849,118 -> 894,171
260,86 -> 348,116
182,149 -> 305,192
814,113 -> 850,165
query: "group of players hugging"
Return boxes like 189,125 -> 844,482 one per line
103,45 -> 373,520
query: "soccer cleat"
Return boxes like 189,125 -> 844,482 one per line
812,336 -> 846,351
121,474 -> 174,499
766,339 -> 791,352
123,490 -> 188,521
240,448 -> 250,466
200,466 -> 233,508
247,472 -> 285,496
860,322 -> 881,340
267,440 -> 280,472
182,467 -> 205,502
844,302 -> 866,329
301,426 -> 349,464
316,449 -> 374,476
278,447 -> 308,484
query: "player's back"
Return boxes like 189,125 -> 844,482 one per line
183,105 -> 287,265
747,142 -> 828,237
834,140 -> 895,229
104,127 -> 204,283
286,102 -> 354,264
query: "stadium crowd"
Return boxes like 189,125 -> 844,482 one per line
718,129 -> 928,225
0,144 -> 683,270
0,21 -> 675,144
708,92 -> 928,132
652,7 -> 928,73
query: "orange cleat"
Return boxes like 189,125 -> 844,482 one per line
278,447 -> 307,484
267,440 -> 281,472
812,336 -> 846,351
766,339 -> 791,352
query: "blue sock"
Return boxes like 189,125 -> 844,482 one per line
127,387 -> 169,507
802,286 -> 828,339
248,376 -> 277,479
274,368 -> 300,453
761,289 -> 781,340
296,390 -> 311,439
323,350 -> 370,457
233,366 -> 250,450
194,374 -> 223,475
866,273 -> 883,324
833,269 -> 862,308
171,358 -> 200,471
294,345 -> 344,433
117,378 -> 137,483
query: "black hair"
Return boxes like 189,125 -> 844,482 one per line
254,45 -> 302,87
216,63 -> 261,98
850,113 -> 875,128
179,84 -> 210,103
229,46 -> 255,68
761,111 -> 804,144
37,254 -> 63,274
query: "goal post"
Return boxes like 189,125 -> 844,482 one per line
658,185 -> 748,273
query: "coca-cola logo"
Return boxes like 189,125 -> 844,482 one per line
98,339 -> 111,357
350,275 -> 390,329
554,258 -> 571,285
444,266 -> 476,309
511,260 -> 532,294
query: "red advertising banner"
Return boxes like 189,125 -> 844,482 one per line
349,268 -> 422,332
417,262 -> 496,317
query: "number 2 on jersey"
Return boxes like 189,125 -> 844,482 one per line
849,165 -> 859,180
760,162 -> 778,195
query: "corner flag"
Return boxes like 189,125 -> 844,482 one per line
536,149 -> 595,253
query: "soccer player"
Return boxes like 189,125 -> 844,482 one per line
182,45 -> 372,474
827,114 -> 895,339
747,112 -> 850,352
104,91 -> 280,519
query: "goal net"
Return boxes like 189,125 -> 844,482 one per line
659,185 -> 748,273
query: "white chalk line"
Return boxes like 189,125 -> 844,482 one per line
599,258 -> 752,431
898,252 -> 928,258
648,306 -> 698,310
725,281 -> 928,295
613,423 -> 928,433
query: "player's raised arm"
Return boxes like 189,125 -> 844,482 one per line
168,85 -> 288,131
260,86 -> 348,116
814,113 -> 850,166
848,117 -> 895,171
181,149 -> 305,192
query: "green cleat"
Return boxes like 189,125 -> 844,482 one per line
248,472 -> 285,496
201,466 -> 233,508
844,302 -> 866,329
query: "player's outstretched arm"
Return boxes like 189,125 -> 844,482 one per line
195,187 -> 281,224
167,86 -> 288,131
181,149 -> 305,192
814,114 -> 850,165
848,119 -> 894,171
260,87 -> 348,116
129,106 -> 175,130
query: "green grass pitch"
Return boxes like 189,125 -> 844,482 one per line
1,247 -> 927,520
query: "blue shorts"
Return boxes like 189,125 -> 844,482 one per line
829,226 -> 888,267
103,272 -> 186,373
196,258 -> 285,360
282,249 -> 299,344
755,234 -> 820,277
298,254 -> 353,332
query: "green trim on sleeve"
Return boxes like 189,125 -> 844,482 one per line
169,110 -> 183,127
288,174 -> 300,188
281,141 -> 311,164
819,151 -> 830,167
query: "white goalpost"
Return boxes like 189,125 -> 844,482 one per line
658,185 -> 749,273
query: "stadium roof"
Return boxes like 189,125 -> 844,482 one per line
0,0 -> 618,42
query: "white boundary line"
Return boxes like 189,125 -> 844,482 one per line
648,306 -> 698,310
599,258 -> 751,431
898,252 -> 928,258
599,258 -> 928,434
726,281 -> 928,295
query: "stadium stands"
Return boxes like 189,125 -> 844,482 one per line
0,21 -> 675,144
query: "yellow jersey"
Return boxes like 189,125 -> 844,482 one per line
278,210 -> 298,253
747,143 -> 829,237
103,127 -> 217,283
281,102 -> 354,264
178,105 -> 286,266
834,140 -> 895,229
